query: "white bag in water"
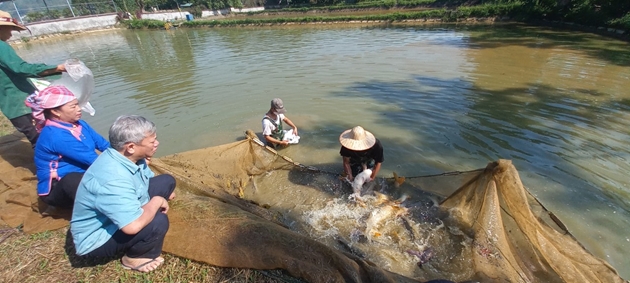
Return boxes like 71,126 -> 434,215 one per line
51,59 -> 96,116
282,129 -> 300,144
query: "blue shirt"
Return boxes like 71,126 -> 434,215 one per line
70,148 -> 155,255
34,119 -> 110,195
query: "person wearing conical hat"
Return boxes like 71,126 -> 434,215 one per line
0,10 -> 66,147
339,126 -> 384,182
262,98 -> 299,147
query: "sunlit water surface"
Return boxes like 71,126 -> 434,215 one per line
15,23 -> 630,279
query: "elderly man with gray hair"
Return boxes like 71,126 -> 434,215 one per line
70,115 -> 175,273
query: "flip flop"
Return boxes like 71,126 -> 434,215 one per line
121,258 -> 161,272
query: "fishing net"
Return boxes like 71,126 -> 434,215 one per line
0,131 -> 626,283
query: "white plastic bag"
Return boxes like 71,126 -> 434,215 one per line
282,129 -> 300,144
51,59 -> 96,116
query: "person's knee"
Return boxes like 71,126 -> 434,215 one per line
149,212 -> 169,236
153,174 -> 176,190
148,174 -> 177,199
61,172 -> 84,198
162,174 -> 176,189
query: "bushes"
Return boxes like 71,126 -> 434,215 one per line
25,10 -> 65,22
609,12 -> 630,30
123,2 -> 527,29
117,1 -> 628,31
26,11 -> 47,22
190,5 -> 204,18
120,19 -> 167,28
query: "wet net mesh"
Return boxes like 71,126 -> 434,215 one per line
0,132 -> 625,283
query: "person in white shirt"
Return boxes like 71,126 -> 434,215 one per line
261,98 -> 299,147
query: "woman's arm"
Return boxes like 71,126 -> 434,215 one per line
52,132 -> 100,168
81,121 -> 110,152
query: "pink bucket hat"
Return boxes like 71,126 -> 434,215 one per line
25,85 -> 77,132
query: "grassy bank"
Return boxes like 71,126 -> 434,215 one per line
0,226 -> 289,283
177,0 -> 629,30
123,3 -> 524,29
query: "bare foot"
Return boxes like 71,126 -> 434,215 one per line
168,192 -> 176,200
121,255 -> 164,272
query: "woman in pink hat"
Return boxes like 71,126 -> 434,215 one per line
0,10 -> 66,147
26,85 -> 109,209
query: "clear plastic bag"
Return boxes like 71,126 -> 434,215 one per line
51,59 -> 96,116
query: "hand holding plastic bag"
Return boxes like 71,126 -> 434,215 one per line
51,59 -> 96,115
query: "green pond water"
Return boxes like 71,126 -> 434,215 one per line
14,23 -> 630,279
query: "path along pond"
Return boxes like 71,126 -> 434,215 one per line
16,23 -> 630,279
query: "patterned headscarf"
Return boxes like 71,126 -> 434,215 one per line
25,85 -> 77,132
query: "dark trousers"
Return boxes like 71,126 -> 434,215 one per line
84,174 -> 176,259
350,159 -> 375,176
9,113 -> 39,146
40,172 -> 84,209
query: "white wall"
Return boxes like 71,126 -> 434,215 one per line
8,7 -> 267,40
231,7 -> 265,13
201,9 -> 230,17
13,13 -> 118,39
142,11 -> 190,21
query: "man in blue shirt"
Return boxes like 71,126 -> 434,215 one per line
71,115 -> 176,273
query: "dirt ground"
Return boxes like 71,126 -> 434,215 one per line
0,225 -> 294,283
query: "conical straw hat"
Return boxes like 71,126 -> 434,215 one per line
339,126 -> 376,151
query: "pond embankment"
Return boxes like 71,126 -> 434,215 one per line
9,4 -> 629,44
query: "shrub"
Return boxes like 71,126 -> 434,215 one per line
190,5 -> 203,18
26,11 -> 46,22
608,12 -> 630,30
121,19 -> 167,29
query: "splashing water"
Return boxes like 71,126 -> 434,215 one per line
301,193 -> 476,281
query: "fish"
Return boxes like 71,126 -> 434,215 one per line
373,191 -> 391,205
393,171 -> 406,188
365,203 -> 408,241
407,247 -> 435,267
238,186 -> 245,198
394,193 -> 410,204
373,192 -> 409,205
400,216 -> 416,242
348,195 -> 367,207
